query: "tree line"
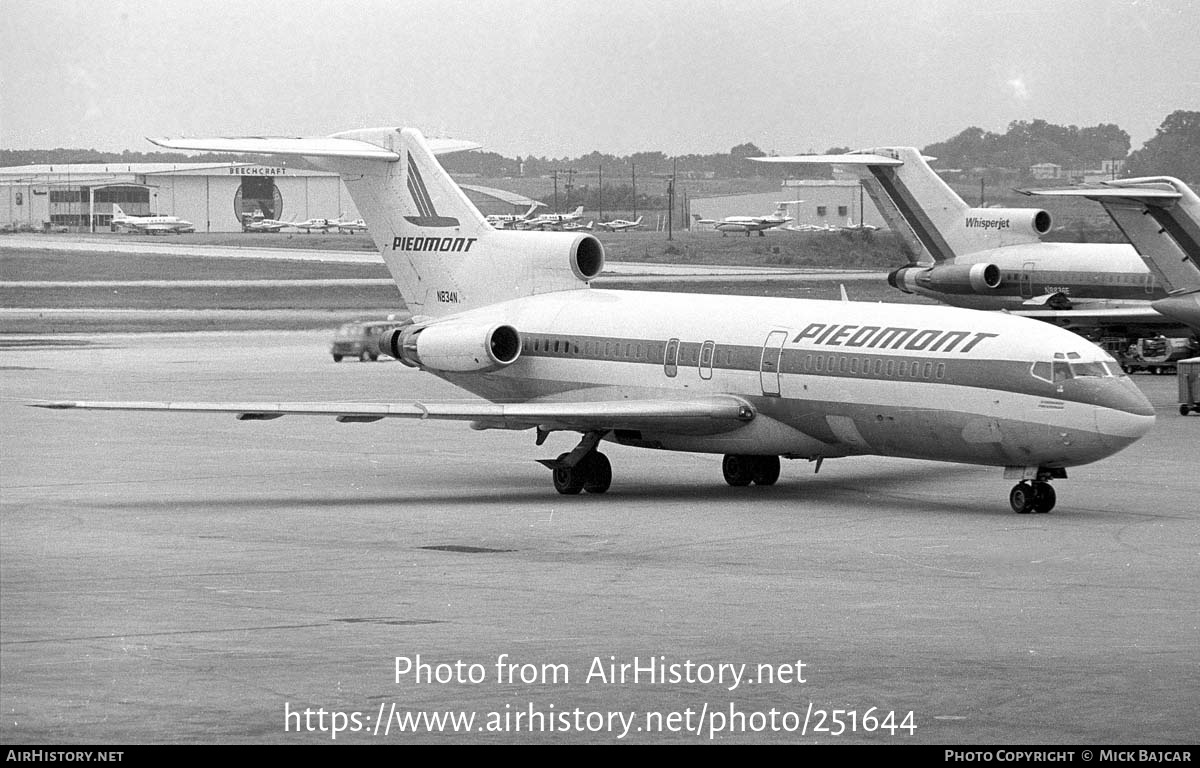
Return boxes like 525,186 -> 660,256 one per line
4,111 -> 1196,184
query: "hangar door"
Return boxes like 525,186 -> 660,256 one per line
234,177 -> 283,221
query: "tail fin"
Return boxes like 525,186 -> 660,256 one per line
753,148 -> 1051,263
149,128 -> 603,318
112,203 -> 126,218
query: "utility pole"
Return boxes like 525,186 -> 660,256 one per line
667,157 -> 676,241
598,165 -> 603,222
552,168 -> 576,212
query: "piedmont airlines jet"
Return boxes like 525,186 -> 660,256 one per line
35,128 -> 1155,514
111,204 -> 195,234
1019,176 -> 1200,332
752,150 -> 1195,334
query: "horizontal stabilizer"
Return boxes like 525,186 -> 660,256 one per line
148,133 -> 481,161
1019,185 -> 1181,204
752,154 -> 903,167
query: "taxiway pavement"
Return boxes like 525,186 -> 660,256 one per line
2,332 -> 1197,744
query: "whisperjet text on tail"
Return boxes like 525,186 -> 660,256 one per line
34,128 -> 1154,513
752,149 -> 1197,334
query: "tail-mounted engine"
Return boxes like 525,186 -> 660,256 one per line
383,321 -> 521,372
889,262 -> 1002,295
963,207 -> 1052,237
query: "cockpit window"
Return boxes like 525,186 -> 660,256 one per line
1033,355 -> 1117,383
1070,361 -> 1112,378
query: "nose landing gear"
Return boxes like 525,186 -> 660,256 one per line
1009,480 -> 1057,513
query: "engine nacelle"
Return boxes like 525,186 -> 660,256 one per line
964,207 -> 1052,237
889,262 -> 1002,295
383,321 -> 521,373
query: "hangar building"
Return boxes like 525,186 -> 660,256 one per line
0,162 -> 540,233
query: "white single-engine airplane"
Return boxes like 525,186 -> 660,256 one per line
698,202 -> 794,236
598,216 -> 644,232
752,149 -> 1199,334
35,128 -> 1155,513
111,204 -> 195,234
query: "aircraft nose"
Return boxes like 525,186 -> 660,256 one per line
1093,378 -> 1155,454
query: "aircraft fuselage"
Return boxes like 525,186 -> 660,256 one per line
426,289 -> 1153,470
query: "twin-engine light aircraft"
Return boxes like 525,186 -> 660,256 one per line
35,128 -> 1156,513
752,149 -> 1197,334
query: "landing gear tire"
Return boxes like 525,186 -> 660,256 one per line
552,453 -> 584,495
722,454 -> 755,486
1010,482 -> 1035,514
1032,481 -> 1056,513
581,453 -> 612,494
1181,404 -> 1193,416
332,354 -> 343,362
752,455 -> 781,486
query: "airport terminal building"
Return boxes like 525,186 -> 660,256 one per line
0,162 -> 538,233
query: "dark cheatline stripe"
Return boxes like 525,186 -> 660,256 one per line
870,166 -> 958,263
516,331 -> 1149,416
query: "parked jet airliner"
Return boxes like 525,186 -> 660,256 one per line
698,202 -> 794,236
35,128 -> 1155,513
1019,176 -> 1200,332
752,149 -> 1197,334
111,204 -> 195,234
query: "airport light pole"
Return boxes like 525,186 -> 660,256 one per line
632,162 -> 637,223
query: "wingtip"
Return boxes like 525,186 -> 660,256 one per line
29,401 -> 78,409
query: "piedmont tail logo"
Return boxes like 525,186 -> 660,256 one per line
404,152 -> 460,227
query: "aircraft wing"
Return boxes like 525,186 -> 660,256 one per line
1007,305 -> 1173,325
32,395 -> 755,435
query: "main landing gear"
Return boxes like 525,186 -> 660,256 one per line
722,454 -> 780,487
1009,480 -> 1057,514
540,431 -> 612,495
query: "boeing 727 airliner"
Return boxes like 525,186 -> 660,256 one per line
752,149 -> 1197,335
34,128 -> 1155,513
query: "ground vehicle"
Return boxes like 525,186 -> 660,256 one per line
330,319 -> 409,362
1179,357 -> 1200,415
1115,336 -> 1197,375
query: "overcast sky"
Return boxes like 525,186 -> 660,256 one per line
2,0 -> 1197,158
